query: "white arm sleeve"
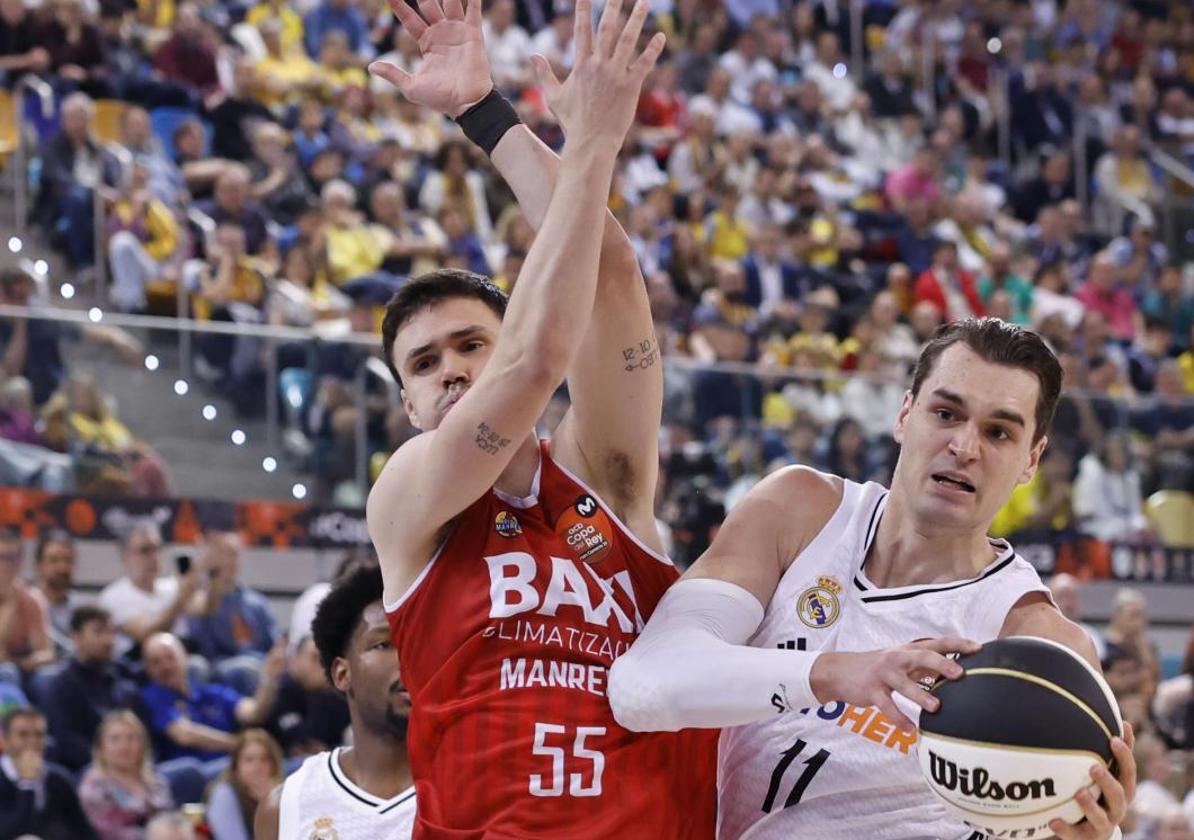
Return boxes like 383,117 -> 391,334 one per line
608,577 -> 822,732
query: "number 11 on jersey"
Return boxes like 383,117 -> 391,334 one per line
530,723 -> 606,798
762,739 -> 831,813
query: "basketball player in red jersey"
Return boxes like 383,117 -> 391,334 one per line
366,0 -> 716,837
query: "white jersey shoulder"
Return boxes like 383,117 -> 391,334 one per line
718,479 -> 1050,840
278,748 -> 416,839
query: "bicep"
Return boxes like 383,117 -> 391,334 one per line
554,251 -> 663,507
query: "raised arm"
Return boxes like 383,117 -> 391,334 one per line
608,468 -> 977,734
374,0 -> 661,526
366,0 -> 666,603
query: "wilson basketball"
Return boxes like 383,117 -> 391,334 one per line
917,636 -> 1122,837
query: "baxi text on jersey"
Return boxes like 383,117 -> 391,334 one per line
484,551 -> 644,632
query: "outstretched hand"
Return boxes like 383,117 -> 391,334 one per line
530,0 -> 665,145
369,0 -> 493,118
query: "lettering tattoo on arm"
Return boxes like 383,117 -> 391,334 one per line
621,338 -> 659,373
475,421 -> 512,455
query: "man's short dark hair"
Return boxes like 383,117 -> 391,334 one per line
35,528 -> 73,564
2,706 -> 43,736
311,565 -> 385,687
70,604 -> 112,634
380,269 -> 509,386
909,318 -> 1063,444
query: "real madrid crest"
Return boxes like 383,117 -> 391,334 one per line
309,816 -> 339,839
796,576 -> 843,629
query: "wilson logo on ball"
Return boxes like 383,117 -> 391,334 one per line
928,752 -> 1056,802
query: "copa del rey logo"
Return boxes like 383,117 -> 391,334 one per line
484,551 -> 644,633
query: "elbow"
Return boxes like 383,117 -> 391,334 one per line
607,653 -> 680,733
504,348 -> 570,394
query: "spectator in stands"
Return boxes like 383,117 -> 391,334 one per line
990,445 -> 1076,542
152,3 -> 218,98
140,632 -> 282,762
482,0 -> 531,92
0,374 -> 40,446
977,243 -> 1033,326
368,180 -> 446,278
1142,265 -> 1194,352
247,124 -> 315,228
303,0 -> 370,61
1076,251 -> 1140,343
1106,587 -> 1161,688
741,223 -> 810,315
252,19 -> 321,111
0,0 -> 50,87
0,267 -> 144,406
863,49 -> 916,119
266,636 -> 349,757
418,140 -> 494,245
1110,217 -> 1169,300
197,165 -> 271,256
1132,361 -> 1194,491
913,240 -> 984,322
0,527 -> 54,676
885,146 -> 942,215
316,30 -> 367,99
44,604 -> 138,772
1153,625 -> 1193,749
40,0 -> 107,97
244,0 -> 304,56
204,729 -> 284,840
147,812 -> 196,840
1047,573 -> 1106,659
1133,731 -> 1179,819
321,179 -> 387,286
118,105 -> 187,208
1013,149 -> 1076,223
32,93 -> 121,266
30,529 -> 83,655
107,161 -> 184,314
40,373 -> 175,497
1129,317 -> 1175,394
78,710 -> 175,839
0,707 -> 98,840
207,58 -> 276,162
98,522 -> 200,659
1073,431 -> 1153,545
1093,125 -> 1160,236
188,528 -> 275,665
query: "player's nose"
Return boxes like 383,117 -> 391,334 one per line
947,421 -> 980,462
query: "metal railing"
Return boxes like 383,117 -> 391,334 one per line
9,75 -> 55,240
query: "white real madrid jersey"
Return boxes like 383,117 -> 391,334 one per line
278,748 -> 416,839
717,479 -> 1050,840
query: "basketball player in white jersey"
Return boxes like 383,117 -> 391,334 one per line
609,319 -> 1137,840
255,567 -> 415,838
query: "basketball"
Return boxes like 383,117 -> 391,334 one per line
917,636 -> 1123,838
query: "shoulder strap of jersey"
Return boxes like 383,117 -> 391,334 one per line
278,749 -> 319,837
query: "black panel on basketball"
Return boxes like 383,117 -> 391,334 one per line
930,636 -> 1120,734
920,637 -> 1117,761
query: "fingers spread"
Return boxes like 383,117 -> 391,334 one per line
388,0 -> 427,40
631,31 -> 666,79
442,0 -> 464,20
595,0 -> 625,58
369,61 -> 411,91
613,0 -> 649,66
416,0 -> 445,24
572,0 -> 592,58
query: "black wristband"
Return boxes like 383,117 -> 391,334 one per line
454,89 -> 522,156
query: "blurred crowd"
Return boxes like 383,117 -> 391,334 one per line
1,0 -> 1193,518
0,522 -> 377,839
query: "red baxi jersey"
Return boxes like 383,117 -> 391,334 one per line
386,441 -> 717,839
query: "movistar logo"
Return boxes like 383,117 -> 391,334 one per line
929,752 -> 1056,801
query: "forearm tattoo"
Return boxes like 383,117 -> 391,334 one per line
622,338 -> 659,373
474,421 -> 511,455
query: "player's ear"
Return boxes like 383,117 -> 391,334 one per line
1019,434 -> 1048,484
331,656 -> 351,694
400,388 -> 422,431
892,390 -> 914,444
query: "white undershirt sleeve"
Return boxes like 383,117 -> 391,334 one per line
607,577 -> 822,732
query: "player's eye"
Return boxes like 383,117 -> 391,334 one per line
934,408 -> 955,422
413,356 -> 435,373
988,427 -> 1011,441
463,340 -> 484,352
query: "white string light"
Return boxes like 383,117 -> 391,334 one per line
173,379 -> 189,395
291,483 -> 307,500
231,429 -> 246,445
262,457 -> 277,473
144,355 -> 160,371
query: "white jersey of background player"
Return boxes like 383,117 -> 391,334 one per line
609,319 -> 1136,840
256,567 -> 415,839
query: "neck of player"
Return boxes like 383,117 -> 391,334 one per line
863,493 -> 998,588
339,730 -> 412,798
492,433 -> 543,500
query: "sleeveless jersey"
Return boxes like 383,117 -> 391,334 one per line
277,748 -> 416,839
718,479 -> 1050,840
385,441 -> 718,839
